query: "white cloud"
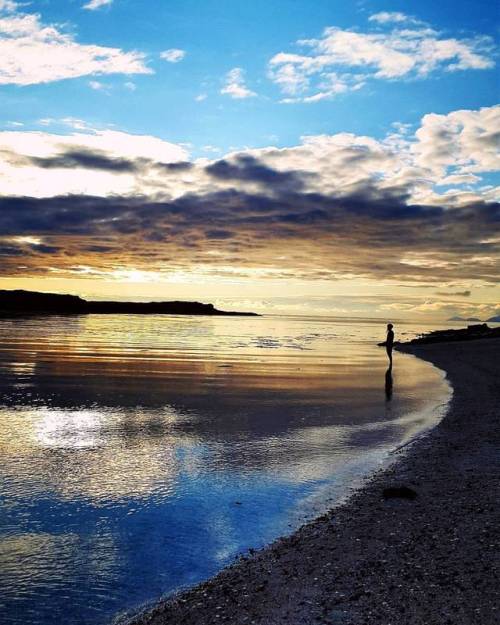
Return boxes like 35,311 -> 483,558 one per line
413,105 -> 500,177
89,80 -> 106,90
9,235 -> 44,246
83,0 -> 113,9
202,145 -> 221,153
0,105 -> 497,207
0,9 -> 151,85
195,93 -> 207,102
279,71 -> 355,103
160,48 -> 186,63
221,67 -> 256,99
37,117 -> 93,130
0,126 -> 189,197
0,1 -> 18,12
268,19 -> 494,102
391,122 -> 412,135
124,81 -> 136,91
369,12 -> 419,25
437,173 -> 481,186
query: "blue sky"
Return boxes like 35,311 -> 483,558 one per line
1,0 -> 498,154
0,0 -> 498,319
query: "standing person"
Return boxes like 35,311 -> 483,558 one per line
378,323 -> 394,367
385,323 -> 394,367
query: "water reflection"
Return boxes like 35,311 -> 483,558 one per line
0,315 -> 451,625
385,366 -> 393,401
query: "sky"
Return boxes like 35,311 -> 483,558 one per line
0,0 -> 499,320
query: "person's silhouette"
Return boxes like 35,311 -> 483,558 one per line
385,323 -> 394,367
378,323 -> 394,367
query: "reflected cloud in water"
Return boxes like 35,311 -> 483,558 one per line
0,315 -> 451,625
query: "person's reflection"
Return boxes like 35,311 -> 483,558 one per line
385,366 -> 393,401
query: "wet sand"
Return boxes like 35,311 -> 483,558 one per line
124,338 -> 500,625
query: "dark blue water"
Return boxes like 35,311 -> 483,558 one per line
0,315 -> 451,624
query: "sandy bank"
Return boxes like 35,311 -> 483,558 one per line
124,338 -> 500,625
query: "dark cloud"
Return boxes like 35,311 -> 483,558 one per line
0,242 -> 60,256
205,229 -> 234,239
156,161 -> 193,172
0,185 -> 498,283
435,290 -> 471,297
81,245 -> 115,253
32,243 -> 61,254
0,244 -> 24,257
30,149 -> 139,173
27,148 -> 193,175
205,155 -> 309,190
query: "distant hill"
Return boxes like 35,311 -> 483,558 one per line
404,323 -> 500,345
447,316 -> 482,322
486,315 -> 500,323
0,290 -> 258,317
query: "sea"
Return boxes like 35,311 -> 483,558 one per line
0,314 -> 453,625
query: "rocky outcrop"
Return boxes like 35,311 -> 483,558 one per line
0,289 -> 258,317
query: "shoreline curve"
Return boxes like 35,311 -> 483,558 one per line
117,338 -> 499,625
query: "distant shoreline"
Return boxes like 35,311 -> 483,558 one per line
0,289 -> 259,317
122,335 -> 499,625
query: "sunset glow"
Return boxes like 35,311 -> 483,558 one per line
0,1 -> 498,319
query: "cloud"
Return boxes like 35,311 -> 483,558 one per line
83,0 -> 113,10
0,126 -> 189,196
22,147 -> 194,176
380,299 -> 496,319
0,8 -> 151,85
368,12 -> 420,25
88,80 -> 108,91
0,235 -> 61,259
268,18 -> 494,101
160,48 -> 186,63
28,149 -> 141,173
221,68 -> 257,99
205,154 -> 309,189
0,188 -> 497,285
435,290 -> 471,297
1,105 -> 497,202
0,105 -> 498,287
413,105 -> 500,177
0,1 -> 18,12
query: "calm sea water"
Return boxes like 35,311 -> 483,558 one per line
0,314 -> 451,625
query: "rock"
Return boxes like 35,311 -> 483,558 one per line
382,486 -> 418,500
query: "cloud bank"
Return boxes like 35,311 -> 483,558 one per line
0,106 -> 498,288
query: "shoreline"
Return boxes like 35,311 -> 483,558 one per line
122,338 -> 500,625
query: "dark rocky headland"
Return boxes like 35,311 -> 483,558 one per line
402,322 -> 500,344
0,289 -> 258,317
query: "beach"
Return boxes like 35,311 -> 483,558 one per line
126,337 -> 500,625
